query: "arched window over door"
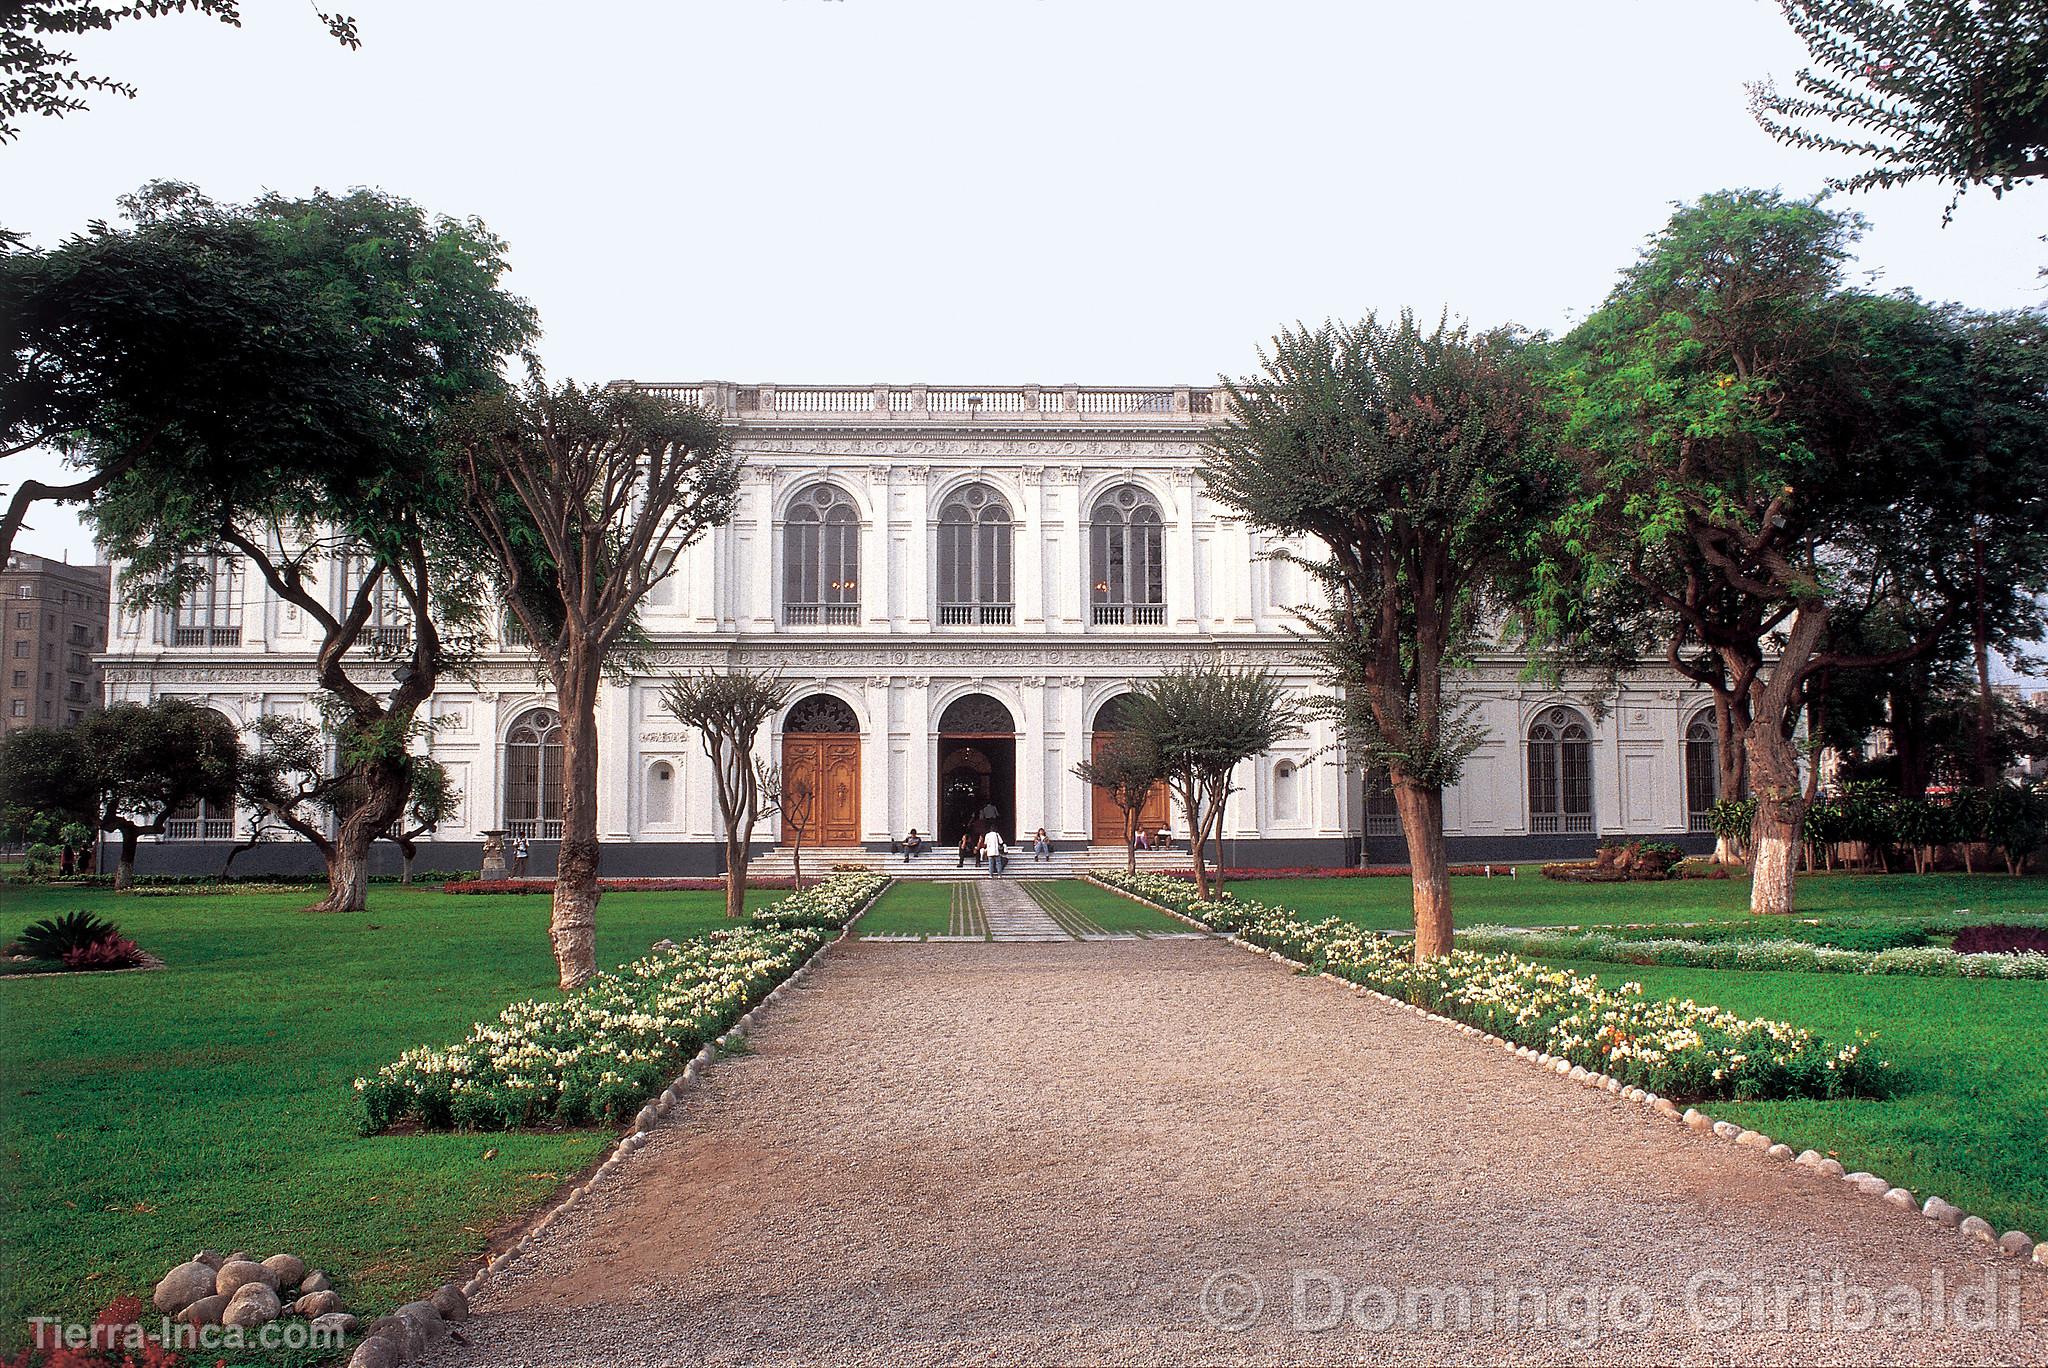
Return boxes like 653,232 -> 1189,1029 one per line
935,483 -> 1013,625
783,484 -> 860,625
1528,706 -> 1595,835
504,707 -> 563,839
1089,484 -> 1165,625
1685,711 -> 1719,832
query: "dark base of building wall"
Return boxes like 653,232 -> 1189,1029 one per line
106,831 -> 1714,880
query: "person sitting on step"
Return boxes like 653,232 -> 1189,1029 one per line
957,830 -> 975,867
902,828 -> 924,861
1032,827 -> 1051,862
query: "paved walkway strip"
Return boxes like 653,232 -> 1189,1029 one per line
433,941 -> 2043,1365
947,880 -> 988,938
976,876 -> 1072,942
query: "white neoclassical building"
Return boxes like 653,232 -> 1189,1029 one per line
100,381 -> 1722,876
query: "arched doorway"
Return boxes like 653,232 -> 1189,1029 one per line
1088,693 -> 1170,843
781,695 -> 861,847
937,693 -> 1016,847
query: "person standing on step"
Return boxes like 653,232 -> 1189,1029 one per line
512,834 -> 530,878
1032,827 -> 1051,863
958,830 -> 974,868
982,826 -> 1006,877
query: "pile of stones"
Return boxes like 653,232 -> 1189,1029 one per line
151,1250 -> 354,1335
347,1284 -> 470,1368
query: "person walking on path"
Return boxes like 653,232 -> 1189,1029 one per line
511,835 -> 530,878
982,827 -> 1006,877
1032,827 -> 1051,862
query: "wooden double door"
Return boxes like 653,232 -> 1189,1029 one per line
782,735 -> 861,846
1089,732 -> 1171,843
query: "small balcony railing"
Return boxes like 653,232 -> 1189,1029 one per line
1689,811 -> 1714,833
164,817 -> 234,841
505,817 -> 562,840
1365,814 -> 1400,836
1092,603 -> 1167,626
1530,812 -> 1596,835
171,626 -> 242,648
785,603 -> 859,626
938,603 -> 1012,626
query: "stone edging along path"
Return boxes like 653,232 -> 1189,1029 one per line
455,878 -> 893,1306
1083,873 -> 2048,1274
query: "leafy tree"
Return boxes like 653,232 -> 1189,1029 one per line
1072,732 -> 1165,874
1207,313 -> 1556,958
59,699 -> 237,889
1125,664 -> 1295,902
80,182 -> 533,912
1749,0 -> 2048,217
657,670 -> 791,922
1540,191 -> 2029,915
456,379 -> 742,985
0,724 -> 96,844
1,1 -> 359,144
777,768 -> 814,891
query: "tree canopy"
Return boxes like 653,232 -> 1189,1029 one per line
1749,0 -> 2048,216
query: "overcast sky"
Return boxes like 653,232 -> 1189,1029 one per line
8,0 -> 2046,569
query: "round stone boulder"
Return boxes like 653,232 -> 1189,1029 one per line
310,1311 -> 359,1338
428,1283 -> 471,1322
222,1283 -> 281,1328
262,1253 -> 306,1288
1998,1230 -> 2033,1257
348,1335 -> 405,1368
300,1269 -> 333,1294
396,1299 -> 451,1341
366,1313 -> 428,1359
294,1290 -> 343,1318
1959,1215 -> 1995,1241
1882,1187 -> 1917,1210
1922,1196 -> 1963,1227
174,1294 -> 229,1327
215,1259 -> 278,1298
193,1249 -> 226,1270
153,1260 -> 218,1314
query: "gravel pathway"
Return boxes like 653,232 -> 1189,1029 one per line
428,941 -> 2045,1366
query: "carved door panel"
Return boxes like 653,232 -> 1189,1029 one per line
783,735 -> 861,847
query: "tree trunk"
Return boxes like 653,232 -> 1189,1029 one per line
1124,807 -> 1137,875
1175,776 -> 1209,899
400,841 -> 416,886
1746,726 -> 1804,917
1210,782 -> 1229,899
1392,777 -> 1451,960
113,827 -> 138,892
724,832 -> 747,918
309,805 -> 382,913
550,664 -> 604,990
1971,527 -> 1998,789
791,831 -> 804,891
1711,695 -> 1748,864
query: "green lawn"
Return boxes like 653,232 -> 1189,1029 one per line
0,882 -> 775,1356
1233,868 -> 2046,931
1536,957 -> 2048,1241
1024,880 -> 1195,935
857,880 -> 959,937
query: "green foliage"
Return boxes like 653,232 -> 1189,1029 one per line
0,725 -> 94,840
11,909 -> 118,960
1749,0 -> 2048,215
1208,312 -> 1557,790
46,699 -> 241,842
0,2 -> 360,144
1709,796 -> 1759,841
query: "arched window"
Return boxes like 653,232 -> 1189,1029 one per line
646,760 -> 676,825
783,485 -> 860,625
784,694 -> 860,733
936,483 -> 1012,625
1089,484 -> 1165,625
168,554 -> 243,647
1685,711 -> 1719,832
1527,706 -> 1595,835
1273,760 -> 1300,822
1363,769 -> 1399,836
504,707 -> 563,839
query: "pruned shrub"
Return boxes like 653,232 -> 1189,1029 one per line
11,911 -> 120,961
1951,924 -> 2048,956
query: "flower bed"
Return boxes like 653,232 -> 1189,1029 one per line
1092,871 -> 1892,1102
356,873 -> 886,1131
1124,863 -> 1506,881
1455,927 -> 2048,979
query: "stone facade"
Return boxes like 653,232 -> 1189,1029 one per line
100,382 -> 1720,875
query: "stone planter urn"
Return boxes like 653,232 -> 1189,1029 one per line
480,829 -> 509,881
